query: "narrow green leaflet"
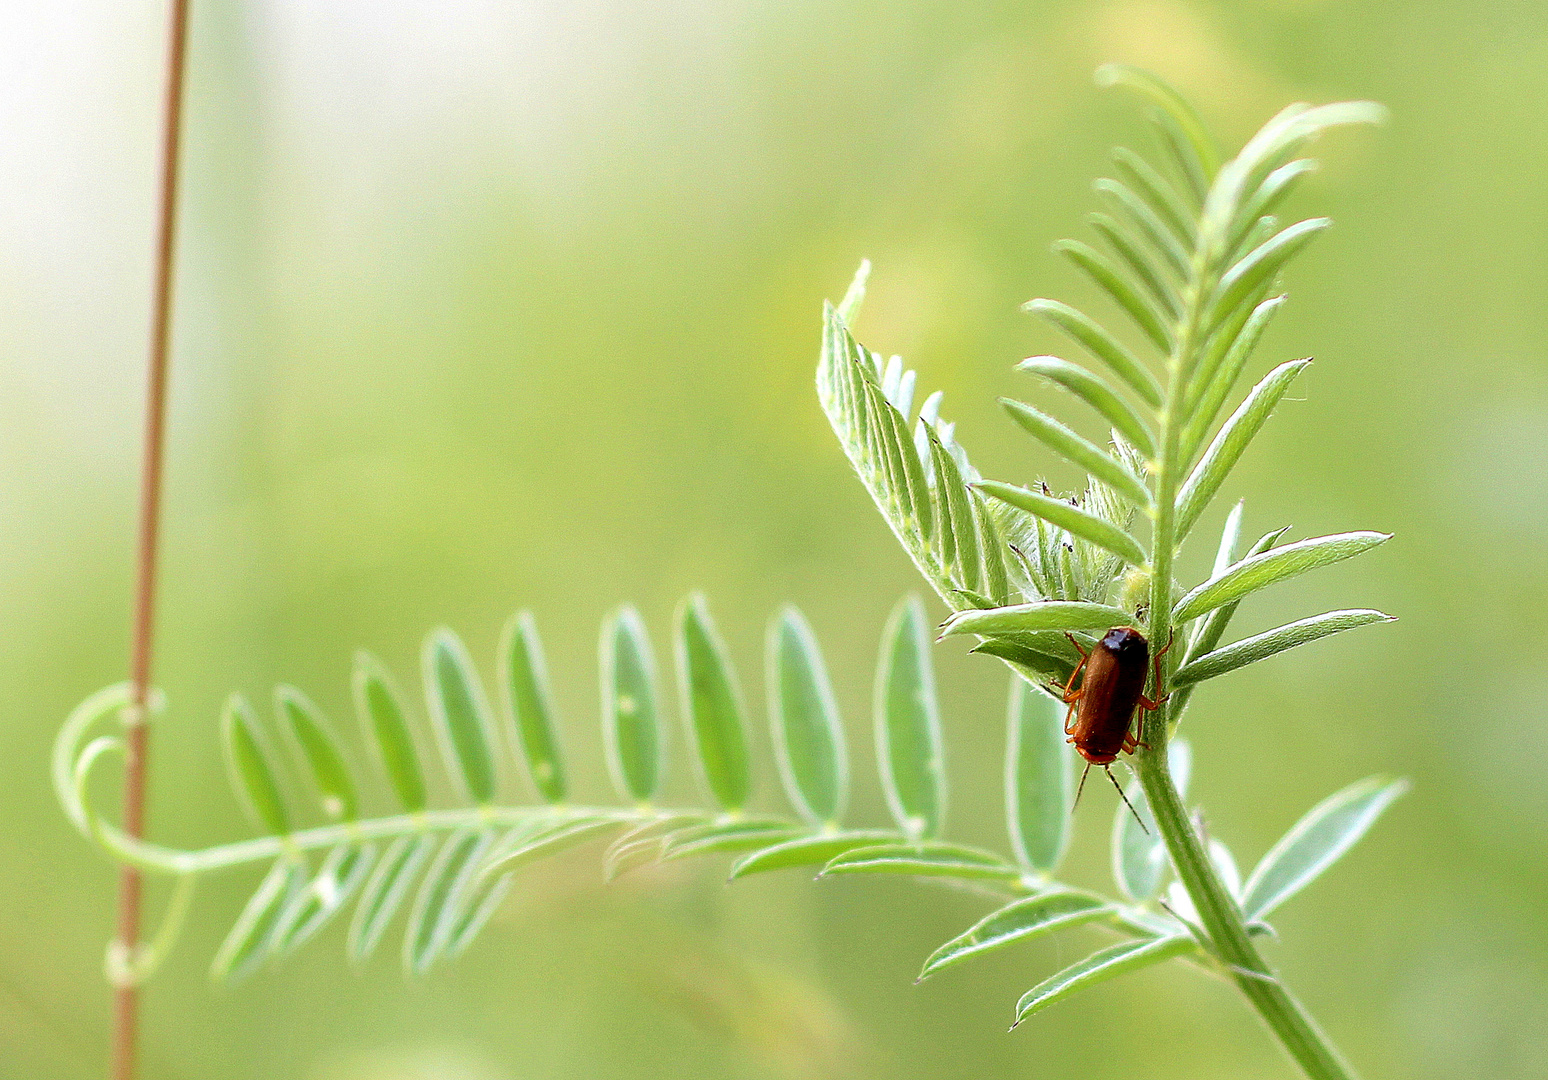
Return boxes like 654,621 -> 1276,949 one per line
421,628 -> 498,805
1111,146 -> 1195,245
1242,776 -> 1409,919
271,843 -> 375,955
766,606 -> 847,826
661,821 -> 805,862
1088,211 -> 1180,318
927,429 -> 984,595
1012,935 -> 1196,1027
211,858 -> 304,981
819,842 -> 1021,883
273,685 -> 358,822
919,892 -> 1113,980
1053,239 -> 1174,356
727,831 -> 899,880
1095,64 -> 1220,189
1000,399 -> 1152,508
352,652 -> 427,813
1016,357 -> 1156,456
498,611 -> 567,803
942,600 -> 1132,640
1025,298 -> 1164,405
221,693 -> 290,836
445,871 -> 515,959
1113,740 -> 1192,903
1093,177 -> 1190,278
1205,218 -> 1329,333
1214,501 -> 1245,577
601,819 -> 678,880
674,594 -> 751,811
1170,526 -> 1289,721
348,833 -> 434,962
1175,359 -> 1309,538
482,817 -> 621,878
1209,838 -> 1243,900
875,596 -> 946,839
1005,679 -> 1072,874
601,605 -> 664,803
977,481 -> 1146,567
403,829 -> 494,973
1172,532 -> 1392,623
1182,295 -> 1284,458
1174,609 -> 1394,687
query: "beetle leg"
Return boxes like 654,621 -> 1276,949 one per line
1053,650 -> 1088,707
1143,628 -> 1176,708
1063,631 -> 1090,661
1062,697 -> 1082,736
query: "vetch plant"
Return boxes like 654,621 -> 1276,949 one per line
55,67 -> 1404,1080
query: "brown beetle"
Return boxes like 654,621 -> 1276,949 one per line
1049,626 -> 1170,825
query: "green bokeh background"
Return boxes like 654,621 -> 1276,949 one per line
3,1 -> 1545,1077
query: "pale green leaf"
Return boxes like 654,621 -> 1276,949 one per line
274,685 -> 358,822
820,842 -> 1021,883
1174,609 -> 1394,687
1183,294 -> 1284,456
352,652 -> 427,814
977,481 -> 1147,567
221,693 -> 290,836
445,871 -> 514,959
836,259 -> 870,324
1111,146 -> 1196,245
1214,501 -> 1245,577
927,429 -> 984,594
766,606 -> 848,826
498,611 -> 567,803
403,829 -> 494,973
348,834 -> 434,962
601,605 -> 664,803
919,892 -> 1113,980
1051,240 -> 1174,355
1095,64 -> 1219,186
1206,218 -> 1328,333
875,595 -> 946,839
727,831 -> 899,880
421,628 -> 498,805
1093,178 -> 1191,278
211,858 -> 304,981
1016,357 -> 1156,457
661,821 -> 805,862
1025,298 -> 1163,406
942,600 -> 1133,639
482,817 -> 622,878
674,594 -> 751,811
1112,740 -> 1191,902
1169,526 -> 1289,721
1013,935 -> 1195,1026
1000,399 -> 1152,508
1172,532 -> 1391,623
1176,358 -> 1310,538
272,843 -> 375,955
1005,679 -> 1072,874
1088,212 -> 1180,319
1242,776 -> 1409,919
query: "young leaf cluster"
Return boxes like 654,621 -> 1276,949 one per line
815,65 -> 1405,1054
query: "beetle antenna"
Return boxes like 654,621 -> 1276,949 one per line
1105,766 -> 1149,835
1072,762 -> 1092,813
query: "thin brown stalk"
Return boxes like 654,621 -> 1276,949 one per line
113,2 -> 191,1079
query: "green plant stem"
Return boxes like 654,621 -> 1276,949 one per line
1141,278 -> 1360,1080
1137,758 -> 1359,1080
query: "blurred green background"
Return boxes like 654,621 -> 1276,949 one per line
3,0 -> 1545,1077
